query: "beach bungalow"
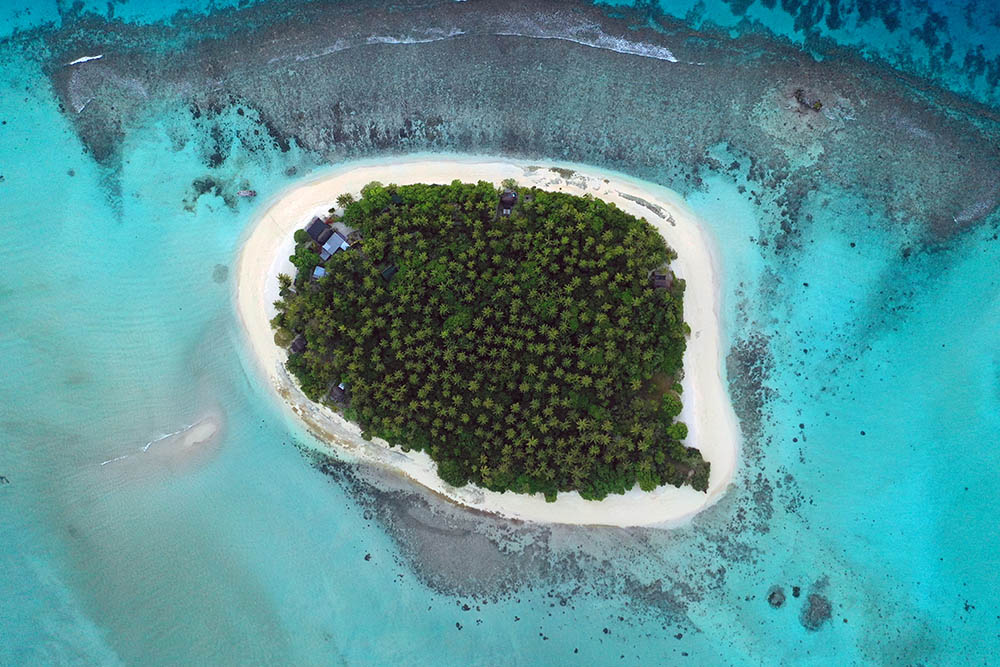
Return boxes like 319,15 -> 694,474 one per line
650,266 -> 674,290
289,334 -> 307,354
306,217 -> 333,245
329,381 -> 348,404
319,231 -> 351,261
312,266 -> 327,280
380,264 -> 398,282
500,190 -> 517,216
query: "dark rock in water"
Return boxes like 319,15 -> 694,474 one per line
364,553 -> 371,561
67,169 -> 75,177
192,177 -> 216,195
767,586 -> 786,608
212,264 -> 228,283
792,585 -> 801,598
800,594 -> 832,631
285,166 -> 298,177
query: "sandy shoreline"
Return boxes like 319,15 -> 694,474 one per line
234,155 -> 740,527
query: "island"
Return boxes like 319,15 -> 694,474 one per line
271,179 -> 706,502
235,158 -> 740,527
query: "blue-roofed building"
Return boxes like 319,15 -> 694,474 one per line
319,231 -> 351,261
312,266 -> 326,279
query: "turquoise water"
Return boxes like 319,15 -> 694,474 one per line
608,0 -> 1000,108
2,1 -> 999,664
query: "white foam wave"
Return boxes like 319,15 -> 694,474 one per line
66,54 -> 103,66
270,28 -> 467,64
263,17 -> 676,66
493,29 -> 677,62
287,39 -> 352,63
367,27 -> 467,45
492,14 -> 677,63
142,422 -> 195,452
100,421 -> 196,466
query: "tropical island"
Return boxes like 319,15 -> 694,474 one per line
235,157 -> 739,527
269,180 -> 708,502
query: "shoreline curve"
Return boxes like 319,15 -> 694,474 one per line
234,154 -> 740,528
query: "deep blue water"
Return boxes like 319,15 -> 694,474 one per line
2,1 -> 999,664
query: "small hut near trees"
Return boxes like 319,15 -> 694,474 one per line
499,190 -> 518,216
289,334 -> 307,354
380,264 -> 399,282
319,231 -> 351,261
329,382 -> 348,405
650,266 -> 674,290
306,217 -> 333,245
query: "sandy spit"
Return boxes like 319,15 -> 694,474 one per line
234,155 -> 740,528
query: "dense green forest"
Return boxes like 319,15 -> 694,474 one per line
270,181 -> 708,500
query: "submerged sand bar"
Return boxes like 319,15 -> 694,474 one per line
235,156 -> 740,527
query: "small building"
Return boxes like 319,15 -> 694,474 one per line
319,231 -> 351,261
651,266 -> 674,290
380,264 -> 398,282
329,381 -> 348,404
312,266 -> 327,280
289,334 -> 307,354
500,190 -> 517,216
305,217 -> 332,245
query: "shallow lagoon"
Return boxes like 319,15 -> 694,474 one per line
2,1 -> 999,664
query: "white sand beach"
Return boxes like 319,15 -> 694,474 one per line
234,156 -> 740,528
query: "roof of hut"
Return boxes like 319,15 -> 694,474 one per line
650,267 -> 673,289
305,217 -> 328,242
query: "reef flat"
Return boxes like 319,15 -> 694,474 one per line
38,0 -> 1000,245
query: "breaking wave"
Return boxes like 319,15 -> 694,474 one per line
265,15 -> 676,65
